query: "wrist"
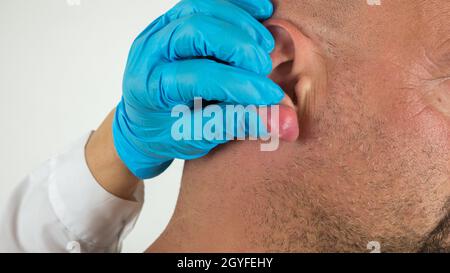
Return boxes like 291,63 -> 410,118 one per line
85,109 -> 141,201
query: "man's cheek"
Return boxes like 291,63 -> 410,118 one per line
410,101 -> 450,153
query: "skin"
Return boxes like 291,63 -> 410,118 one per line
85,0 -> 450,252
85,110 -> 141,201
146,0 -> 450,252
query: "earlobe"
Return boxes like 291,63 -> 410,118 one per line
265,19 -> 327,132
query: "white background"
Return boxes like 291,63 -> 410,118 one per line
0,0 -> 182,252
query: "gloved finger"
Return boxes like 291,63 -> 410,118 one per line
221,103 -> 269,141
168,103 -> 268,160
136,0 -> 275,52
226,0 -> 274,20
148,59 -> 284,109
154,14 -> 272,75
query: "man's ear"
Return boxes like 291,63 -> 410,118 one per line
265,19 -> 327,127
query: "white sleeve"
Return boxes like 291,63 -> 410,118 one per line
0,133 -> 144,253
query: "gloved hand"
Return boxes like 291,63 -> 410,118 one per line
113,0 -> 284,179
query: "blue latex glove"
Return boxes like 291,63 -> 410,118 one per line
113,0 -> 284,179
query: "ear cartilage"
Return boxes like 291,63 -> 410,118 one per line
297,78 -> 313,121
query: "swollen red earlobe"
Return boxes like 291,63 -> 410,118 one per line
259,102 -> 299,142
277,104 -> 300,141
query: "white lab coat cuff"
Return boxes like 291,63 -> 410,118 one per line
48,132 -> 144,251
